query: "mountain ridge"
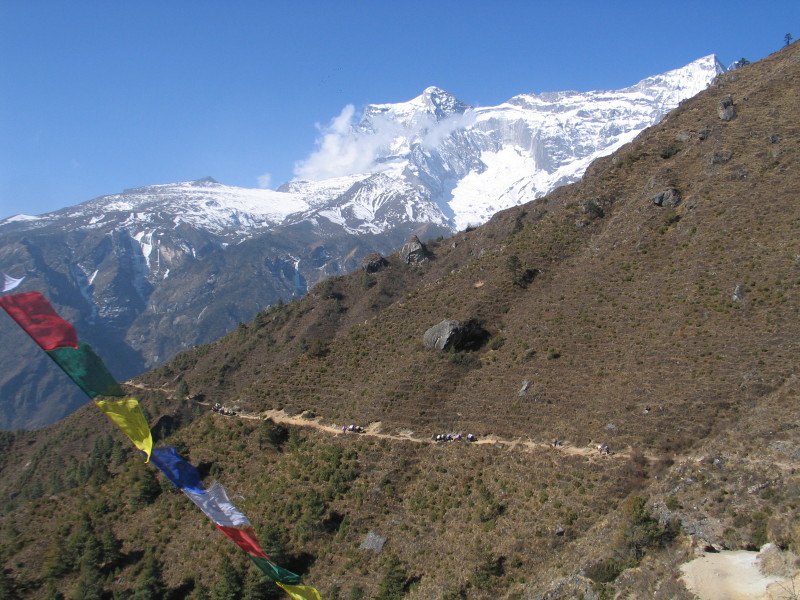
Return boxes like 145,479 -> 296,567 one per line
0,54 -> 724,430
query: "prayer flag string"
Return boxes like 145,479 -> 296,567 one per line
0,290 -> 321,599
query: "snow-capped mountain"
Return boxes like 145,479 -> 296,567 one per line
0,55 -> 725,429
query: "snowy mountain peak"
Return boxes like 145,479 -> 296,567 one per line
360,87 -> 471,131
190,176 -> 220,186
625,54 -> 726,101
416,86 -> 472,119
3,54 -> 725,256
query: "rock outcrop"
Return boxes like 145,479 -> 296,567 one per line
423,319 -> 489,352
400,236 -> 430,265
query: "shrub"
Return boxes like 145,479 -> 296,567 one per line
307,339 -> 329,358
614,495 -> 675,560
375,556 -> 411,600
585,557 -> 626,583
660,145 -> 680,159
547,349 -> 561,360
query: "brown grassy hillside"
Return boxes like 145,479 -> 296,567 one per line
1,43 -> 799,600
143,41 -> 799,456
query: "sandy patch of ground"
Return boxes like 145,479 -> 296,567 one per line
681,549 -> 794,600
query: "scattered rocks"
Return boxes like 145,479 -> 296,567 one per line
718,94 -> 736,121
769,440 -> 800,459
359,531 -> 387,553
709,150 -> 734,165
652,188 -> 682,207
732,284 -> 745,303
518,380 -> 530,396
582,198 -> 605,220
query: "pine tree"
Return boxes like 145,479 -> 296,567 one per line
110,444 -> 125,468
131,552 -> 166,600
128,465 -> 161,508
0,568 -> 15,600
72,561 -> 104,600
209,554 -> 242,600
43,579 -> 65,600
43,535 -> 72,578
99,527 -> 122,569
259,522 -> 290,566
65,514 -> 94,570
242,566 -> 280,600
375,555 -> 410,600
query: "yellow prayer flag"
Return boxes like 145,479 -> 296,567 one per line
277,583 -> 323,600
94,397 -> 153,461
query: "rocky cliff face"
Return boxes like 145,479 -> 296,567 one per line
0,56 -> 723,429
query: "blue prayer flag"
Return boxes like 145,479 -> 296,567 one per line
150,446 -> 205,493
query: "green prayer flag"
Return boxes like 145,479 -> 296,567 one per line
46,343 -> 125,399
249,555 -> 302,585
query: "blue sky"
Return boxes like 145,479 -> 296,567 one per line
1,0 -> 797,218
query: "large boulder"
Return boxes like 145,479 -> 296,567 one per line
361,253 -> 388,273
400,236 -> 430,264
423,319 -> 489,351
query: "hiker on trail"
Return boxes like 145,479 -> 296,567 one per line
342,426 -> 347,434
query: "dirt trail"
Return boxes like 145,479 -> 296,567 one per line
216,404 -> 637,461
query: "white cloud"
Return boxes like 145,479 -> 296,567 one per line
293,104 -> 404,181
294,105 -> 369,180
257,172 -> 272,189
292,102 -> 477,181
422,110 -> 476,148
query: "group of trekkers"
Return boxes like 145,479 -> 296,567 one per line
433,433 -> 477,442
211,403 -> 237,416
342,424 -> 365,433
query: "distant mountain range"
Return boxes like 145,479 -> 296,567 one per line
0,55 -> 725,429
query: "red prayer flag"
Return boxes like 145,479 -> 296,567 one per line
215,525 -> 268,558
0,292 -> 78,350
